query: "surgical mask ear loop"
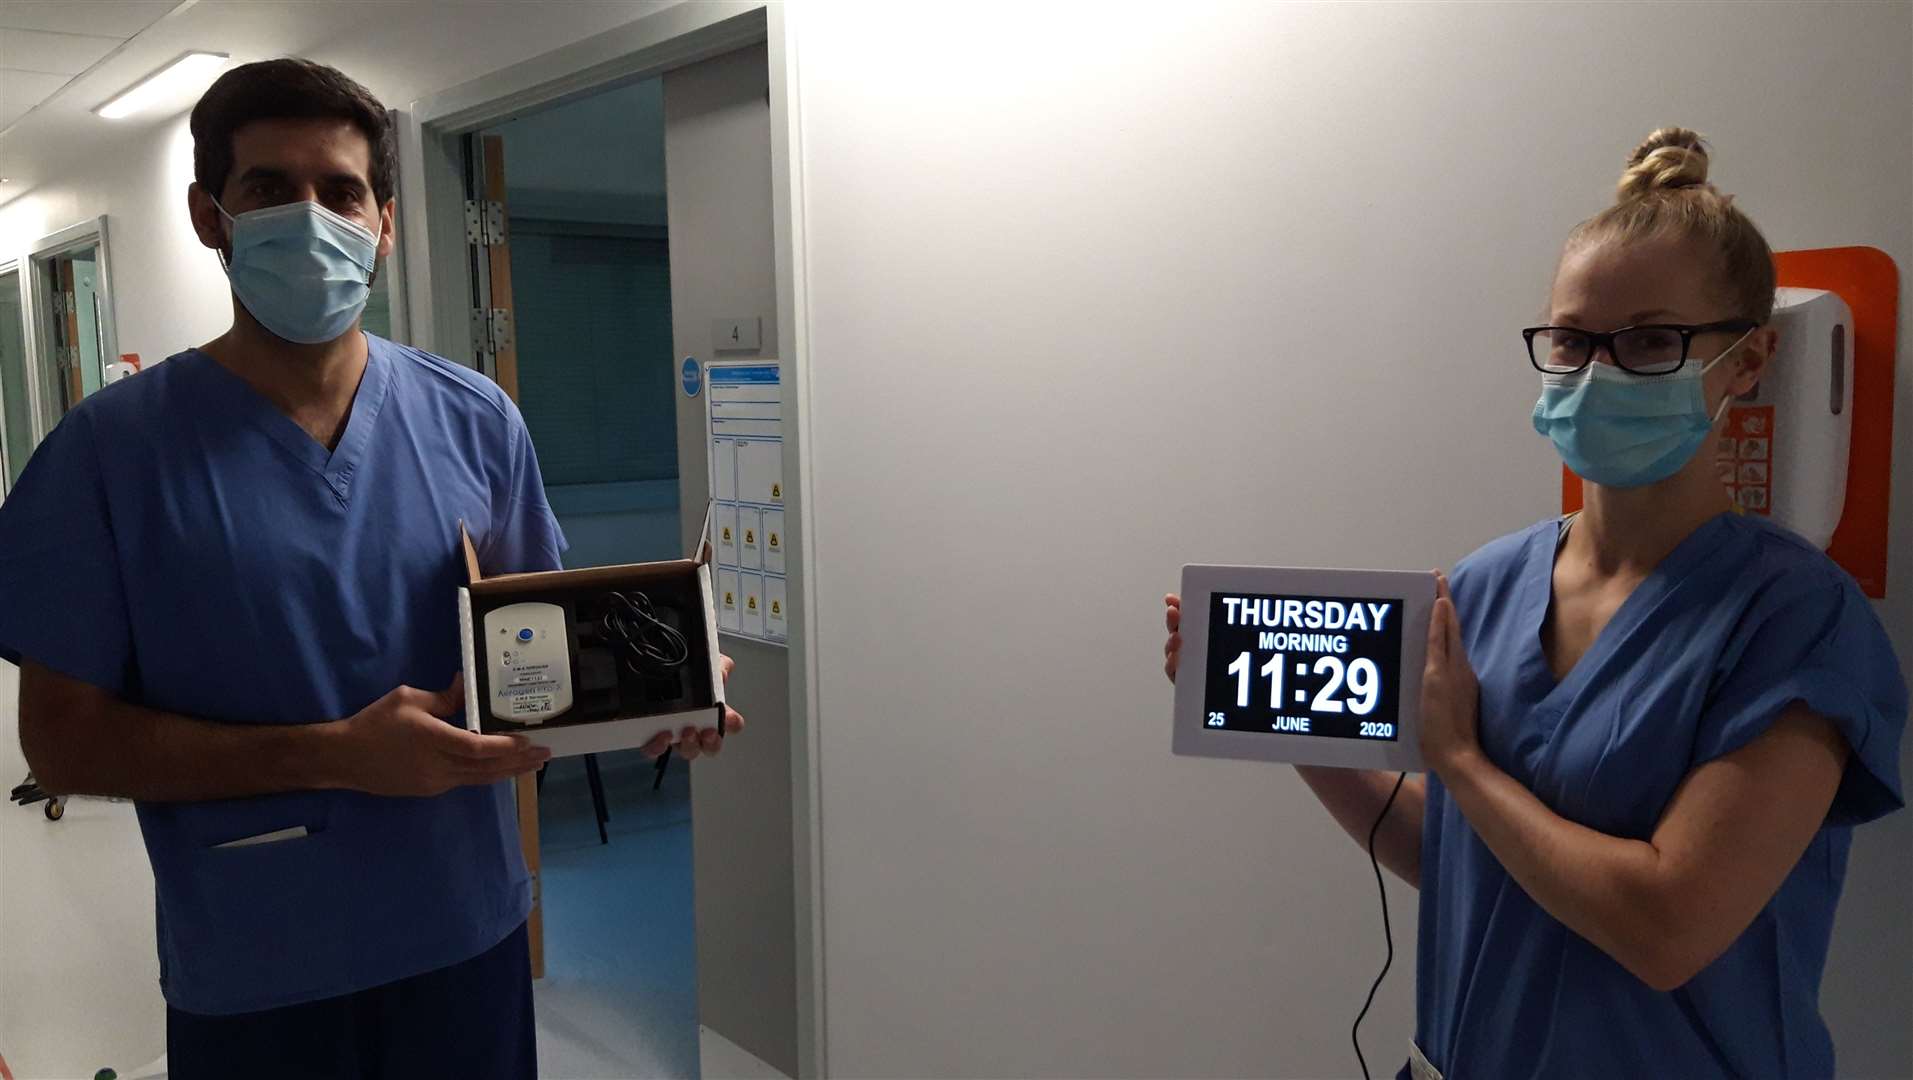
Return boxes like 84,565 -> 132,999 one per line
1699,325 -> 1757,428
209,196 -> 237,272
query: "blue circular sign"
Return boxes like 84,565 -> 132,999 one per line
682,357 -> 702,397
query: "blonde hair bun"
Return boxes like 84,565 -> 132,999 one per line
1617,127 -> 1712,200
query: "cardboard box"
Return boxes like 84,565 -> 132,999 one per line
456,510 -> 725,758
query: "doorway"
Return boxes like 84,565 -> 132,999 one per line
475,78 -> 682,571
400,6 -> 816,1077
0,268 -> 30,491
26,218 -> 118,436
467,75 -> 701,1079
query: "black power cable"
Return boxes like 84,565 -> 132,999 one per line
1353,770 -> 1409,1080
596,590 -> 697,773
599,590 -> 690,673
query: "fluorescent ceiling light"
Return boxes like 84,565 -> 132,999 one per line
95,52 -> 229,120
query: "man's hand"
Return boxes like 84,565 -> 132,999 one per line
335,674 -> 551,797
636,654 -> 747,762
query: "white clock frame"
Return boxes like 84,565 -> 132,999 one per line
1173,564 -> 1436,772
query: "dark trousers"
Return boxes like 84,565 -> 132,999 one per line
166,922 -> 536,1080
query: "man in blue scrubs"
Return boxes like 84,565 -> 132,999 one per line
0,59 -> 739,1076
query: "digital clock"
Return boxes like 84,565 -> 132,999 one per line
1172,565 -> 1436,771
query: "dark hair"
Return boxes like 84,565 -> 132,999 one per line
190,58 -> 396,205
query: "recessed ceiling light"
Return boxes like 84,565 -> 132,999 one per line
95,52 -> 229,121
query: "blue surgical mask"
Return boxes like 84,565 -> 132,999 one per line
1531,329 -> 1752,488
214,198 -> 379,344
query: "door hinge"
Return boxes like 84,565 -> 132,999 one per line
471,308 -> 493,363
471,307 -> 513,355
50,292 -> 64,317
465,199 -> 508,246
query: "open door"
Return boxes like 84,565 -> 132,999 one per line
466,133 -> 543,979
32,236 -> 114,432
466,135 -> 521,399
54,259 -> 83,413
0,268 -> 32,493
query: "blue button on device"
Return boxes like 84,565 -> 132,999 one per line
518,628 -> 534,642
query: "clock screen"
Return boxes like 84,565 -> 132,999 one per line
1201,592 -> 1405,741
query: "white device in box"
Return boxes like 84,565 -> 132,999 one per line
1173,565 -> 1435,772
484,602 -> 573,723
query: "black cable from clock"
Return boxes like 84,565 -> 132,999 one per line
600,590 -> 690,673
1353,770 -> 1409,1080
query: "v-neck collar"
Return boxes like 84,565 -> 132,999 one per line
191,335 -> 393,504
1522,510 -> 1734,702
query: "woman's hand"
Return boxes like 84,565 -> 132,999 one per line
1419,571 -> 1482,777
1163,594 -> 1182,683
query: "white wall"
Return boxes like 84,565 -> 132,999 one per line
789,2 -> 1913,1076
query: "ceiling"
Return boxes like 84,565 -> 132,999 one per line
0,0 -> 681,209
0,1 -> 183,132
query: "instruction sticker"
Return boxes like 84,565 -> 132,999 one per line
708,361 -> 789,647
743,575 -> 766,638
741,511 -> 763,572
766,577 -> 788,641
719,568 -> 742,633
763,510 -> 786,575
717,505 -> 740,568
1721,406 -> 1774,517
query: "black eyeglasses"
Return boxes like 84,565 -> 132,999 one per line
1522,319 -> 1758,376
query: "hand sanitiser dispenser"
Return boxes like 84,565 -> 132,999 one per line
1716,287 -> 1854,547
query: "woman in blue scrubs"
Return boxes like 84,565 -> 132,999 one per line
1165,128 -> 1905,1078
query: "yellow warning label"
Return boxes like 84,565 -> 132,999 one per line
721,526 -> 733,543
771,600 -> 782,617
724,591 -> 735,607
768,532 -> 780,550
745,529 -> 756,545
771,483 -> 782,500
747,596 -> 758,612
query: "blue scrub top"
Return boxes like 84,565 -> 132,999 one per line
1411,513 -> 1905,1078
0,336 -> 566,1015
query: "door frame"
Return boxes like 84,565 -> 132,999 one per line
0,258 -> 23,496
25,216 -> 119,439
395,4 -> 825,1075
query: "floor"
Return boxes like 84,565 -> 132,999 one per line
0,660 -> 704,1080
534,749 -> 702,1079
